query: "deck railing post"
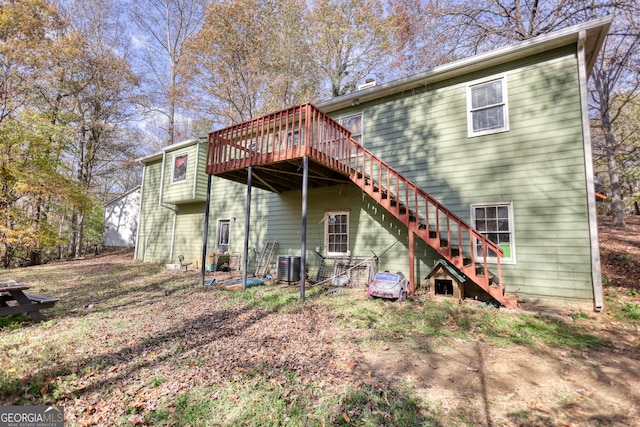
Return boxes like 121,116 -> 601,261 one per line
306,105 -> 313,157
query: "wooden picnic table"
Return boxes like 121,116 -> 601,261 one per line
0,282 -> 59,322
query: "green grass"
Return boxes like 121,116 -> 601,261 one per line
222,281 -> 325,312
315,289 -> 606,350
621,303 -> 640,320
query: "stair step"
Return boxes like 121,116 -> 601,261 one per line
502,293 -> 519,309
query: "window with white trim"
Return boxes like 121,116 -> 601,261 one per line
471,202 -> 515,264
467,76 -> 509,137
172,153 -> 188,183
324,211 -> 349,256
339,113 -> 363,145
217,219 -> 230,252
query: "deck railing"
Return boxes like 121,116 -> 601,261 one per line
207,103 -> 504,299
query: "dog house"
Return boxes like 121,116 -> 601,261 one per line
426,259 -> 467,301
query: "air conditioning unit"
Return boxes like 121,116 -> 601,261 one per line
357,80 -> 377,91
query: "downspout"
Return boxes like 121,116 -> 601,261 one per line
169,213 -> 177,262
192,141 -> 200,199
133,166 -> 146,261
201,173 -> 212,286
159,151 -> 166,206
577,30 -> 604,311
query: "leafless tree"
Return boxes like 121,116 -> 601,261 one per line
390,0 -> 640,228
128,0 -> 206,145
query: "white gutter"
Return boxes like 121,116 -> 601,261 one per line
169,212 -> 177,262
133,170 -> 145,261
577,30 -> 604,311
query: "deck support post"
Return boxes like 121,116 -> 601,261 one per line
242,166 -> 253,291
300,156 -> 308,302
408,231 -> 415,295
200,173 -> 212,286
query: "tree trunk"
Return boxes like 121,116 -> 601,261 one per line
29,193 -> 44,265
1,242 -> 11,269
605,136 -> 626,228
75,212 -> 84,257
30,250 -> 42,265
68,211 -> 78,258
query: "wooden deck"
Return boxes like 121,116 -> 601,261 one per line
206,104 -> 515,308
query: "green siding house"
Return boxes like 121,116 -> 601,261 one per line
136,17 -> 611,310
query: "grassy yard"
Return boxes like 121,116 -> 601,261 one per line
1,218 -> 639,427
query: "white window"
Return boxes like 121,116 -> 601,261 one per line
470,202 -> 515,264
287,130 -> 300,148
339,113 -> 363,145
217,219 -> 230,252
172,153 -> 188,183
324,211 -> 349,256
467,76 -> 509,137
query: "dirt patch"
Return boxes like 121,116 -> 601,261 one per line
599,215 -> 640,291
354,216 -> 640,426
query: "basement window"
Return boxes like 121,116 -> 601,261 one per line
470,202 -> 515,264
325,211 -> 349,256
172,153 -> 188,183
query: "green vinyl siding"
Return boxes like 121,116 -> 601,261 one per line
138,43 -> 597,302
138,149 -> 256,264
137,159 -> 173,262
194,142 -> 209,200
251,184 -> 427,279
163,142 -> 208,204
328,45 -> 594,300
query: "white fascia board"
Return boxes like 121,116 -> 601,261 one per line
136,138 -> 202,164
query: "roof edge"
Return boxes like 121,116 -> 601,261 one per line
316,16 -> 612,113
105,185 -> 141,205
137,138 -> 204,164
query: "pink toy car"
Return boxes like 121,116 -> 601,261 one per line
367,271 -> 408,301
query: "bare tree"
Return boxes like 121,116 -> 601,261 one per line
128,0 -> 206,145
390,0 -> 640,228
53,0 -> 141,257
589,4 -> 640,226
185,0 -> 319,125
305,0 -> 393,97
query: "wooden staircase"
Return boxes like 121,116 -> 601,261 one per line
207,103 -> 517,308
